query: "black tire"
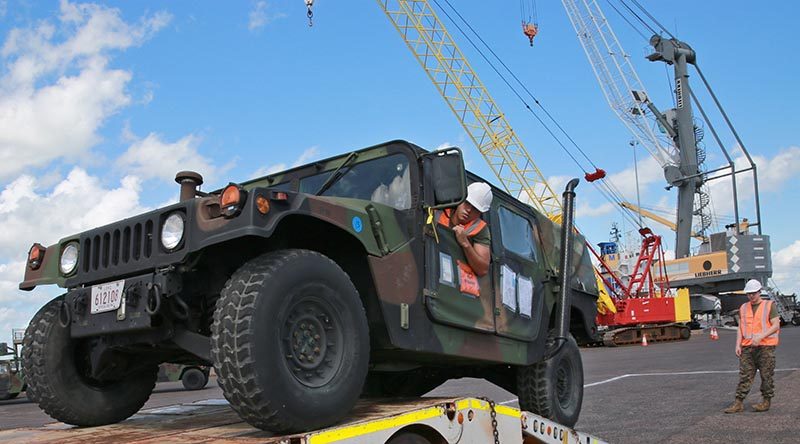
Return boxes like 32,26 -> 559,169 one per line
0,389 -> 13,401
22,296 -> 159,426
516,334 -> 583,427
211,249 -> 370,433
181,367 -> 209,391
386,431 -> 442,444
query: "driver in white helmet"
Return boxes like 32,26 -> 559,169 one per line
439,182 -> 492,277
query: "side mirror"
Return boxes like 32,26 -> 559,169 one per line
0,343 -> 7,355
420,147 -> 467,209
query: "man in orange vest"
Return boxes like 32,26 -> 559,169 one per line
723,279 -> 780,413
437,182 -> 493,278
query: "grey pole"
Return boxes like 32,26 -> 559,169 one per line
647,36 -> 701,258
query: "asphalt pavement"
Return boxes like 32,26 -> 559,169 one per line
1,326 -> 798,443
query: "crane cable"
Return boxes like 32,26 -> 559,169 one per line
438,0 -> 643,229
602,0 -> 649,41
614,0 -> 659,38
628,0 -> 676,40
435,0 -> 645,229
439,0 -> 596,172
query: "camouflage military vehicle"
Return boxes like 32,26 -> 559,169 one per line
158,363 -> 210,390
20,140 -> 598,432
0,330 -> 26,400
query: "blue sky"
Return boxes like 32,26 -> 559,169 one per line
0,1 -> 798,344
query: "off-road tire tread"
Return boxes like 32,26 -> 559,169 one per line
516,334 -> 582,427
517,356 -> 552,417
22,297 -> 157,426
211,249 -> 365,432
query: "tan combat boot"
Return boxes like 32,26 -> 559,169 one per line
752,398 -> 771,412
723,399 -> 744,413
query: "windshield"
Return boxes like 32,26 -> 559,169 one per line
299,153 -> 412,210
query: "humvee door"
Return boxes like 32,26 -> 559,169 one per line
424,207 -> 495,333
490,200 -> 547,341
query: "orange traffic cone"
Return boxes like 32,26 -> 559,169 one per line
710,327 -> 719,340
641,333 -> 648,347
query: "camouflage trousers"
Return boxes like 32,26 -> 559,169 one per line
735,346 -> 776,400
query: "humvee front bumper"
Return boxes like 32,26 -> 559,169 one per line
64,270 -> 182,339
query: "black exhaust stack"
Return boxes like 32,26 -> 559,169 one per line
556,178 -> 580,342
175,171 -> 204,202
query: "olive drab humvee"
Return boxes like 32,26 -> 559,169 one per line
20,140 -> 598,432
0,329 -> 26,400
158,363 -> 210,391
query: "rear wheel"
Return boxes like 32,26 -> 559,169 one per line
22,297 -> 158,426
386,428 -> 446,444
181,367 -> 209,391
212,249 -> 370,433
0,386 -> 16,401
516,334 -> 583,427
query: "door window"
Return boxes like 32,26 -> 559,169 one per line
498,207 -> 538,262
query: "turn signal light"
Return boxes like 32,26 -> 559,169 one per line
28,243 -> 46,270
220,183 -> 247,218
256,195 -> 270,214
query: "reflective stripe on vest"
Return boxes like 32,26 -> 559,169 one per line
436,209 -> 487,237
740,300 -> 780,346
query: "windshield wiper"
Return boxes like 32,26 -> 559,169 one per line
316,152 -> 358,196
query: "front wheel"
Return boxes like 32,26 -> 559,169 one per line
516,334 -> 583,427
212,249 -> 370,433
22,297 -> 158,426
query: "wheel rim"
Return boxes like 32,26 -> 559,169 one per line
555,359 -> 574,408
281,291 -> 344,388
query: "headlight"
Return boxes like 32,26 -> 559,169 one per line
161,213 -> 185,250
0,364 -> 7,375
59,243 -> 79,275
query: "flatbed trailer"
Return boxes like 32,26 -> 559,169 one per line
0,397 -> 606,444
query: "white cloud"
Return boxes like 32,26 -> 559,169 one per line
603,156 -> 663,203
706,147 -> 800,219
250,146 -> 322,178
0,168 -> 149,344
248,1 -> 286,31
576,201 -> 615,217
116,132 -> 222,185
0,168 -> 148,259
772,240 -> 800,294
750,146 -> 800,192
0,1 -> 171,181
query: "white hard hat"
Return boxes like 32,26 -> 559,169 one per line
743,279 -> 762,294
466,182 -> 493,213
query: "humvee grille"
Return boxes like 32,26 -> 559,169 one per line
81,219 -> 155,274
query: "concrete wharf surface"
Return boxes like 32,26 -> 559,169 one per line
0,326 -> 798,443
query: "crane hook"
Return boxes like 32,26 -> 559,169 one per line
522,22 -> 538,47
305,0 -> 314,27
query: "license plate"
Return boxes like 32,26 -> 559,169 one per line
90,280 -> 125,314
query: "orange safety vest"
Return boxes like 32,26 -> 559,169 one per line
435,209 -> 487,297
740,300 -> 780,346
436,209 -> 487,237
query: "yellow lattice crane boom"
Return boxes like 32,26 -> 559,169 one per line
620,202 -> 707,242
377,0 -> 562,219
376,0 -> 615,314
